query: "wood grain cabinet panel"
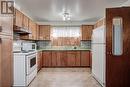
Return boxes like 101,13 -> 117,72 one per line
42,51 -> 52,67
0,16 -> 13,36
20,20 -> 37,40
29,20 -> 36,40
59,51 -> 67,66
51,52 -> 58,66
75,51 -> 81,66
39,25 -> 51,40
36,24 -> 39,40
0,35 -> 13,87
42,51 -> 90,67
23,15 -> 29,29
90,52 -> 92,68
81,51 -> 90,66
67,51 -> 76,66
14,9 -> 23,27
81,25 -> 94,40
37,51 -> 42,71
56,52 -> 62,66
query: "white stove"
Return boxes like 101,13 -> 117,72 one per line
13,41 -> 37,87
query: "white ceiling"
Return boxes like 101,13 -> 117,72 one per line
14,0 -> 128,24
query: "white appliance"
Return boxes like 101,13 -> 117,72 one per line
13,41 -> 36,52
13,41 -> 37,87
22,42 -> 36,52
92,25 -> 106,87
13,51 -> 37,87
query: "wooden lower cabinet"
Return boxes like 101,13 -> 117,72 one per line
51,52 -> 58,66
59,51 -> 67,66
0,35 -> 13,87
81,51 -> 90,66
42,51 -> 91,67
37,51 -> 43,71
42,51 -> 52,67
75,51 -> 81,66
52,52 -> 67,66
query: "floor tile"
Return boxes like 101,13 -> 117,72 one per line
28,68 -> 102,87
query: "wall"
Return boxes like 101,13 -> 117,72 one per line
94,18 -> 105,29
121,0 -> 130,6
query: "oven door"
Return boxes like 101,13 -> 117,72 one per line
26,53 -> 37,75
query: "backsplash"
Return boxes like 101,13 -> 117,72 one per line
80,40 -> 91,49
36,40 -> 91,49
36,41 -> 51,49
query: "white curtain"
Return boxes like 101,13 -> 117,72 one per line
51,26 -> 81,37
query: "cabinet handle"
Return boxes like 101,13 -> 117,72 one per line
0,26 -> 2,32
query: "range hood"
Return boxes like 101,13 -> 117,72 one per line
13,26 -> 31,34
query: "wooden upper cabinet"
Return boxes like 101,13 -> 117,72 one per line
39,25 -> 51,40
81,25 -> 94,40
20,20 -> 37,40
29,20 -> 37,40
23,15 -> 29,29
36,24 -> 39,40
14,9 -> 23,27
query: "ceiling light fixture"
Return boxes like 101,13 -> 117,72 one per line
62,12 -> 71,21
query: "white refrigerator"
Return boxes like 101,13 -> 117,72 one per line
92,25 -> 106,87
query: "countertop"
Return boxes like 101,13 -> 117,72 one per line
37,46 -> 91,51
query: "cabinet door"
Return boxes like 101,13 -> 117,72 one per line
20,20 -> 37,40
32,23 -> 37,40
39,25 -> 50,40
56,52 -> 61,66
40,52 -> 43,69
37,52 -> 40,71
42,52 -> 52,67
82,25 -> 94,40
60,51 -> 67,66
36,24 -> 39,40
81,51 -> 90,66
28,20 -> 33,39
90,52 -> 92,68
29,20 -> 37,40
0,35 -> 13,87
67,51 -> 76,66
51,52 -> 57,66
14,9 -> 23,27
0,16 -> 13,36
75,51 -> 80,66
23,15 -> 29,29
37,51 -> 42,71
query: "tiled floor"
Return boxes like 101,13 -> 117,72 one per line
28,68 -> 102,87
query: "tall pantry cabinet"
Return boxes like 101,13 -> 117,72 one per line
0,12 -> 13,87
